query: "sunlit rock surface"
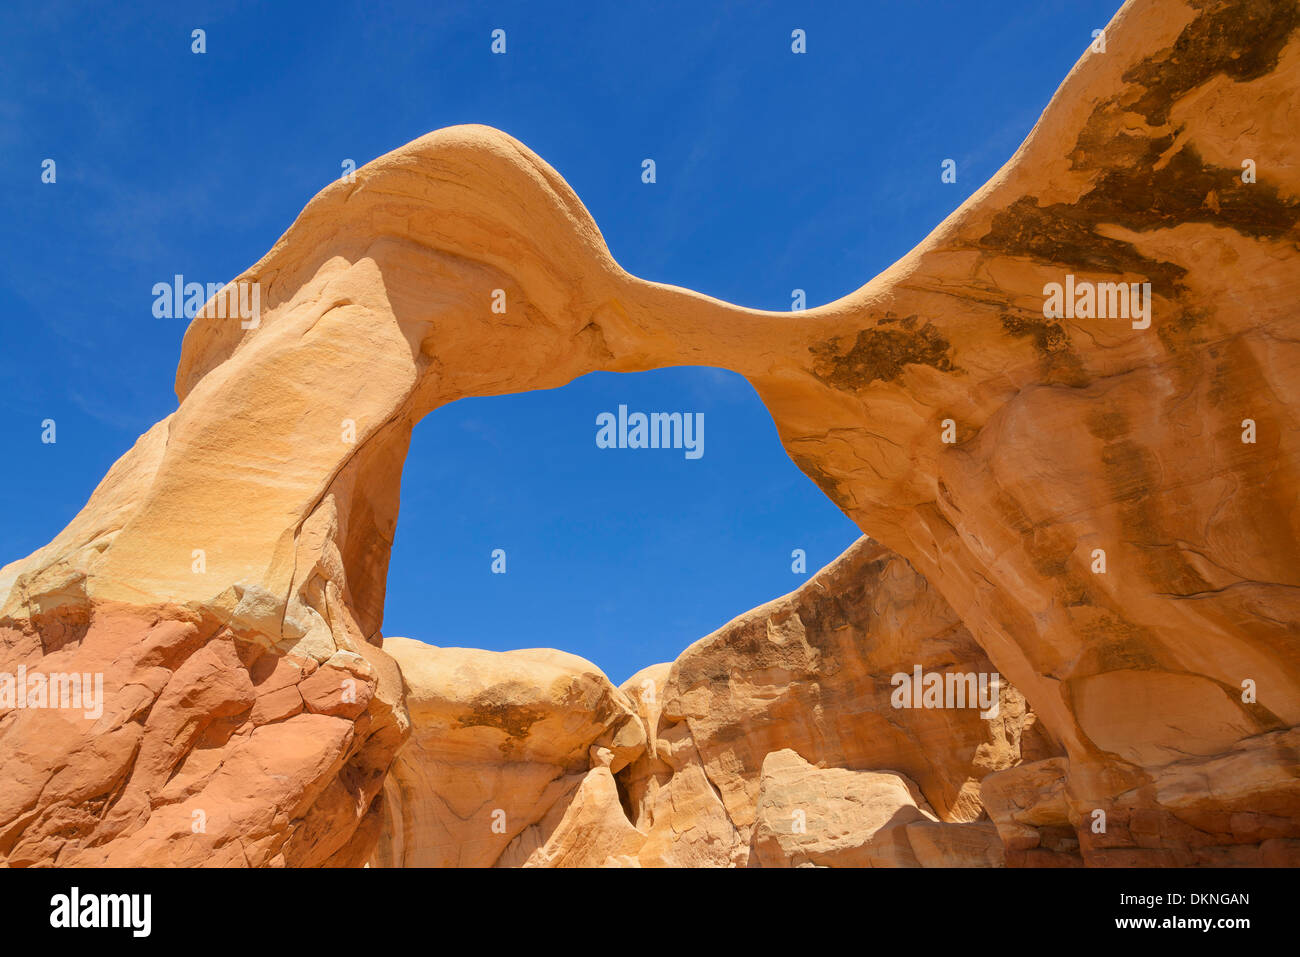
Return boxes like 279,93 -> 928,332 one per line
2,0 -> 1297,865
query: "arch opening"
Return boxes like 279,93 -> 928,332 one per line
382,365 -> 863,684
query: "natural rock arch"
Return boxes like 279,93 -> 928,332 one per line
1,0 -> 1297,865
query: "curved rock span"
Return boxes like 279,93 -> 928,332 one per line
2,0 -> 1298,866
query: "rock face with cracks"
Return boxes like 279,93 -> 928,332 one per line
371,540 -> 1041,867
370,638 -> 644,867
619,537 -> 1047,867
1,0 -> 1298,866
750,749 -> 1006,868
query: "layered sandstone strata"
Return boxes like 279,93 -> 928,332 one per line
2,0 -> 1297,865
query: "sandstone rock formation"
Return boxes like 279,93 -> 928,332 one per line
2,0 -> 1297,865
0,603 -> 405,865
370,637 -> 644,867
750,749 -> 1005,868
620,537 -> 1044,866
371,539 -> 1038,867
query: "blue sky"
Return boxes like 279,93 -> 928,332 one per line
0,0 -> 1121,683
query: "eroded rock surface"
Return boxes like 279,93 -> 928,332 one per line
751,749 -> 1005,868
2,0 -> 1297,865
620,537 -> 1044,866
372,540 -> 1040,867
369,638 -> 644,867
0,603 -> 405,866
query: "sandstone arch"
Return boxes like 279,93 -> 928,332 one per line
1,0 -> 1297,865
